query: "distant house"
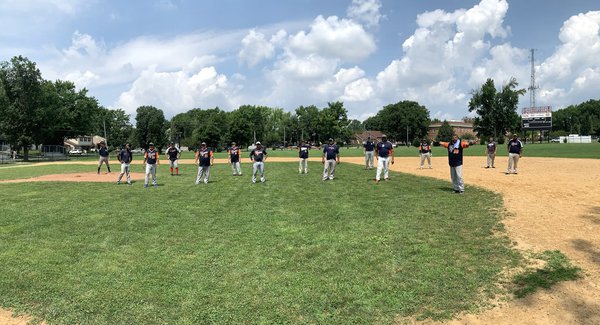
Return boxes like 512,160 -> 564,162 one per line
428,121 -> 477,140
352,130 -> 385,145
64,136 -> 106,150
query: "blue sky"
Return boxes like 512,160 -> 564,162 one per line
1,0 -> 599,121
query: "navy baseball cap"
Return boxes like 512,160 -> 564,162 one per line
148,142 -> 154,146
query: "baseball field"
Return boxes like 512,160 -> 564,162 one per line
0,144 -> 599,324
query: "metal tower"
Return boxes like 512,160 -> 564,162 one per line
528,49 -> 539,108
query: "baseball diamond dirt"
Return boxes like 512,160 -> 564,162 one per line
1,156 -> 599,324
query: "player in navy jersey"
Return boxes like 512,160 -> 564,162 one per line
418,138 -> 432,169
166,142 -> 181,176
116,143 -> 133,185
250,142 -> 268,183
375,135 -> 394,183
228,142 -> 242,176
506,134 -> 523,175
298,141 -> 310,174
363,136 -> 375,169
195,142 -> 214,184
486,137 -> 497,168
143,143 -> 160,188
322,138 -> 340,181
441,135 -> 470,194
97,141 -> 111,174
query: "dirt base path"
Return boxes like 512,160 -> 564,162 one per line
344,156 -> 600,325
0,172 -> 147,183
1,157 -> 599,324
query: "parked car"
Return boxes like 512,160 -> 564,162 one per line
69,148 -> 83,155
131,148 -> 144,154
550,138 -> 560,143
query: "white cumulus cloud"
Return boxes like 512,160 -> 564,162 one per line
288,15 -> 376,62
347,0 -> 384,28
116,65 -> 237,117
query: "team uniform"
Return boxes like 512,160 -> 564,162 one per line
419,142 -> 432,169
116,148 -> 133,185
322,144 -> 339,180
375,141 -> 394,181
143,149 -> 159,187
166,146 -> 181,175
506,138 -> 523,174
298,144 -> 310,174
97,146 -> 111,173
486,141 -> 497,168
228,146 -> 242,176
441,139 -> 469,193
195,148 -> 213,184
250,147 -> 267,183
364,140 -> 375,169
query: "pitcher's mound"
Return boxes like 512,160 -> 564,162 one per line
0,172 -> 146,184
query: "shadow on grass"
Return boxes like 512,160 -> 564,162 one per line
512,250 -> 582,298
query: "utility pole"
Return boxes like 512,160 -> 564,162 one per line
406,125 -> 409,147
103,119 -> 108,146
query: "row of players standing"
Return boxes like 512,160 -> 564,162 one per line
111,141 -> 269,187
105,134 -> 522,189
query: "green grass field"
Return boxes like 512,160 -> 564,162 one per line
0,162 -> 521,323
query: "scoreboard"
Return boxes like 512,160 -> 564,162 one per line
522,106 -> 552,130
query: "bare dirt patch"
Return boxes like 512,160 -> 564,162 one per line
0,172 -> 146,184
0,308 -> 41,325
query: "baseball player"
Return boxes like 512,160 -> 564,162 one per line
506,134 -> 523,175
195,142 -> 214,184
166,142 -> 181,176
419,138 -> 432,169
143,143 -> 160,188
116,143 -> 133,185
228,142 -> 242,176
375,135 -> 394,183
298,140 -> 310,174
363,136 -> 375,169
97,141 -> 111,174
486,137 -> 497,168
440,135 -> 470,194
322,138 -> 340,181
250,141 -> 267,183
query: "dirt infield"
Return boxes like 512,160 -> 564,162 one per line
0,172 -> 146,183
1,156 -> 599,324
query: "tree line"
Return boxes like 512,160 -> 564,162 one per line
7,55 -> 591,161
551,99 -> 600,137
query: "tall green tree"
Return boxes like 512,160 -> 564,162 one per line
295,105 -> 320,143
468,77 -> 525,138
363,115 -> 383,131
41,80 -> 102,144
437,120 -> 454,142
0,56 -> 45,160
370,100 -> 430,143
317,101 -> 351,143
190,108 -> 229,150
135,106 -> 166,149
97,108 -> 133,148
